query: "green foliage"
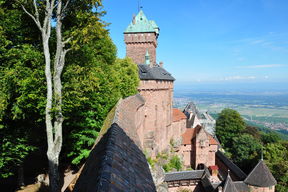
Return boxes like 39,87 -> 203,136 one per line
62,36 -> 139,165
216,108 -> 246,148
0,136 -> 35,178
264,142 -> 288,191
147,157 -> 157,168
0,2 -> 44,178
261,132 -> 281,144
0,0 -> 140,179
229,134 -> 261,171
216,108 -> 287,190
163,155 -> 182,172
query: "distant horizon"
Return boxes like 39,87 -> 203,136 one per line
174,81 -> 288,95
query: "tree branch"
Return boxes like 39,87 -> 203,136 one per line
62,0 -> 70,14
21,5 -> 42,31
33,0 -> 40,24
63,37 -> 71,45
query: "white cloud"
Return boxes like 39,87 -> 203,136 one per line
237,64 -> 286,69
250,39 -> 265,45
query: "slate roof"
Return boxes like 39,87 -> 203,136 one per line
216,151 -> 247,180
138,64 -> 175,81
172,108 -> 187,122
164,170 -> 204,182
73,123 -> 156,192
234,181 -> 249,192
200,175 -> 218,192
124,10 -> 159,34
244,160 -> 277,187
183,102 -> 202,119
223,174 -> 238,192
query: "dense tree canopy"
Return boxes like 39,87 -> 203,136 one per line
0,0 -> 139,187
216,108 -> 246,148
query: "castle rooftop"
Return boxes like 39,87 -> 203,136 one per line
138,64 -> 175,81
124,10 -> 159,34
244,160 -> 277,187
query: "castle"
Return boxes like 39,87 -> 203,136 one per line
67,9 -> 277,192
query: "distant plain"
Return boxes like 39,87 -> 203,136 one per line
173,82 -> 288,135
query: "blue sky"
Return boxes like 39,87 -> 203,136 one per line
103,0 -> 288,86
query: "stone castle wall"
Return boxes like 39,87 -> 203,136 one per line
179,144 -> 192,167
138,80 -> 174,156
193,129 -> 217,169
124,33 -> 157,64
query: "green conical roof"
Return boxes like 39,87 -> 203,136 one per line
124,10 -> 159,34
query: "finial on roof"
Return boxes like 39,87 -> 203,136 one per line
261,146 -> 263,160
138,0 -> 143,12
145,49 -> 150,65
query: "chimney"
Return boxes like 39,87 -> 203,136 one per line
159,61 -> 163,67
209,165 -> 219,177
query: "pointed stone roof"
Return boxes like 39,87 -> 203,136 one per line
223,174 -> 238,192
124,10 -> 159,34
244,160 -> 277,187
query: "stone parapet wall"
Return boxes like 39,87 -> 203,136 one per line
139,80 -> 173,90
112,94 -> 145,148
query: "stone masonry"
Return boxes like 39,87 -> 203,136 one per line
124,33 -> 157,65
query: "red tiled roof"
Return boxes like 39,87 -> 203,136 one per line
209,135 -> 218,145
181,125 -> 201,145
172,108 -> 187,122
181,125 -> 219,145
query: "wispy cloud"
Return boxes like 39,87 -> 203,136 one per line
221,76 -> 256,81
237,64 -> 286,69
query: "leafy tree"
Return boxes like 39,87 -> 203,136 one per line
0,0 -> 139,190
261,132 -> 281,144
243,125 -> 261,140
264,142 -> 288,191
230,134 -> 262,172
0,0 -> 44,180
216,108 -> 246,148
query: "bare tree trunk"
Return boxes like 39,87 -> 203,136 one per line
22,1 -> 70,191
17,165 -> 24,188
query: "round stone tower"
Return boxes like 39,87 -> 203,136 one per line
124,10 -> 159,65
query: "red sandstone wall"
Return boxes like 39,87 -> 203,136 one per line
138,80 -> 174,156
193,128 -> 216,169
124,33 -> 157,64
113,94 -> 145,147
179,144 -> 192,167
